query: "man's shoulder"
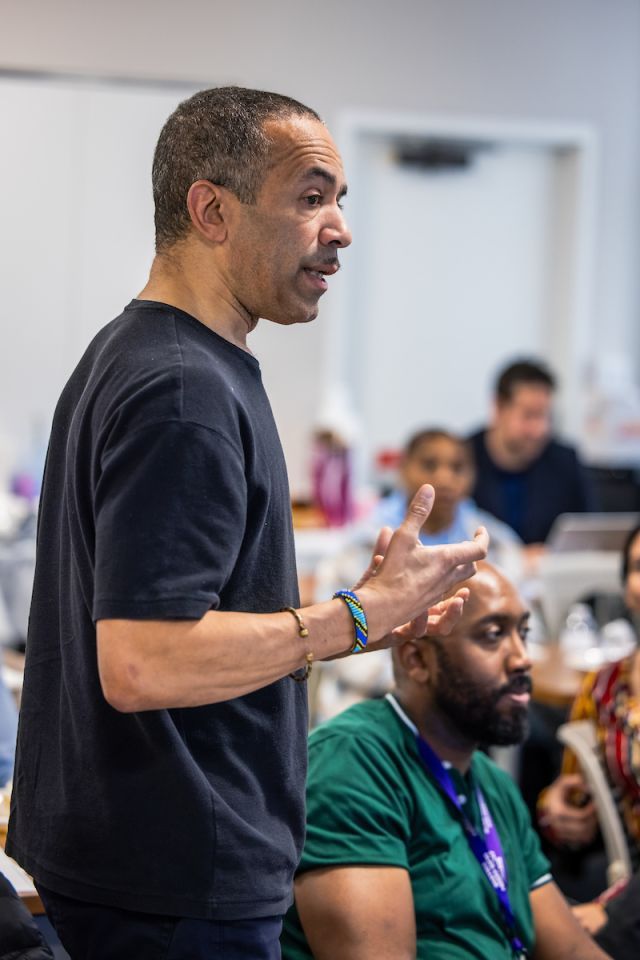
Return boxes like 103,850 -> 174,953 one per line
527,438 -> 585,482
467,428 -> 493,467
71,300 -> 260,439
539,437 -> 581,464
108,300 -> 255,378
309,699 -> 406,761
311,698 -> 398,740
467,427 -> 488,447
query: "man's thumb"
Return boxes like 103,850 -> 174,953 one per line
402,484 -> 435,537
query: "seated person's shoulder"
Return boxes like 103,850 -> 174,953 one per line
466,427 -> 486,444
302,700 -> 417,874
308,699 -> 410,780
540,437 -> 582,467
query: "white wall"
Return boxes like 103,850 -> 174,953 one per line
0,77 -> 198,483
1,0 -> 639,495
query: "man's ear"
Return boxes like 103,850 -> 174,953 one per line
395,639 -> 434,685
186,180 -> 230,243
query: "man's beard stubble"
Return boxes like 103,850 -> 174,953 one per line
432,643 -> 532,747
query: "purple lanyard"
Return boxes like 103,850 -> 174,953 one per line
386,696 -> 528,959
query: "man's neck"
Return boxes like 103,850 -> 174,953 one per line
485,427 -> 529,472
138,249 -> 257,352
391,692 -> 475,774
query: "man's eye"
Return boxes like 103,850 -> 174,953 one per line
305,195 -> 322,206
482,628 -> 503,643
520,625 -> 531,642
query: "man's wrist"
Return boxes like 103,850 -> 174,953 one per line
333,590 -> 368,653
353,583 -> 397,646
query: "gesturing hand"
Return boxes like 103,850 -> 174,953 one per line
356,484 -> 489,647
391,589 -> 471,642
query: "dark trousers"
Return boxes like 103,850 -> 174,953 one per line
36,885 -> 283,960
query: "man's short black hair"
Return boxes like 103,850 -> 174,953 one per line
495,359 -> 556,403
152,86 -> 321,251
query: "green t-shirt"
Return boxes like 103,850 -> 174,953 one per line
281,697 -> 551,960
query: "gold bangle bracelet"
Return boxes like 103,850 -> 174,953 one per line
282,606 -> 314,681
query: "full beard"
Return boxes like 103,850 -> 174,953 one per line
432,645 -> 532,747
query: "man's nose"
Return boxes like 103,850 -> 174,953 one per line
506,630 -> 532,671
320,208 -> 352,248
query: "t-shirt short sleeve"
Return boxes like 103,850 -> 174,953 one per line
299,729 -> 412,874
93,419 -> 246,621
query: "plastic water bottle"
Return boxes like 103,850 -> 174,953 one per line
559,602 -> 604,669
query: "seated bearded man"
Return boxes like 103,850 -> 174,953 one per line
281,562 -> 611,960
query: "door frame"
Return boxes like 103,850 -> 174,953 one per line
325,109 -> 599,466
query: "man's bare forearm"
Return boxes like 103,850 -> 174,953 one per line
97,485 -> 488,711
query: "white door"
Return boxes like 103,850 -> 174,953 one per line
336,127 -> 590,478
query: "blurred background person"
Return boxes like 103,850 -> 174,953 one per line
312,428 -> 524,724
537,524 -> 640,904
375,427 -> 521,557
469,359 -> 596,568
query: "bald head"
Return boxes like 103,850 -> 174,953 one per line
433,561 -> 523,643
394,562 -> 523,673
393,562 -> 532,748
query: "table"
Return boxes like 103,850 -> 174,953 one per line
530,643 -> 586,709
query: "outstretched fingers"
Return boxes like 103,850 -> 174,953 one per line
352,526 -> 393,590
391,589 -> 470,641
432,527 -> 490,594
445,526 -> 490,567
424,594 -> 466,636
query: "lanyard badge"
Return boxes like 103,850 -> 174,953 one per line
386,695 -> 529,959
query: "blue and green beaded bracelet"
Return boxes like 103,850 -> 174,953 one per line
333,589 -> 368,653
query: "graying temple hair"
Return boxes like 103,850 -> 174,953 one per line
152,86 -> 321,251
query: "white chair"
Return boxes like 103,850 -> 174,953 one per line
557,719 -> 632,886
537,550 -> 622,638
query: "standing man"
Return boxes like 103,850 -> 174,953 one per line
469,359 -> 595,548
7,87 -> 487,959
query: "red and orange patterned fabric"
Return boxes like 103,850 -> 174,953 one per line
563,656 -> 640,847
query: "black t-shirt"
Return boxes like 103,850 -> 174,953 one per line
468,428 -> 595,544
7,300 -> 306,920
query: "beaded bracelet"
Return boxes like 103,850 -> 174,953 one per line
333,589 -> 368,653
282,607 -> 314,681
